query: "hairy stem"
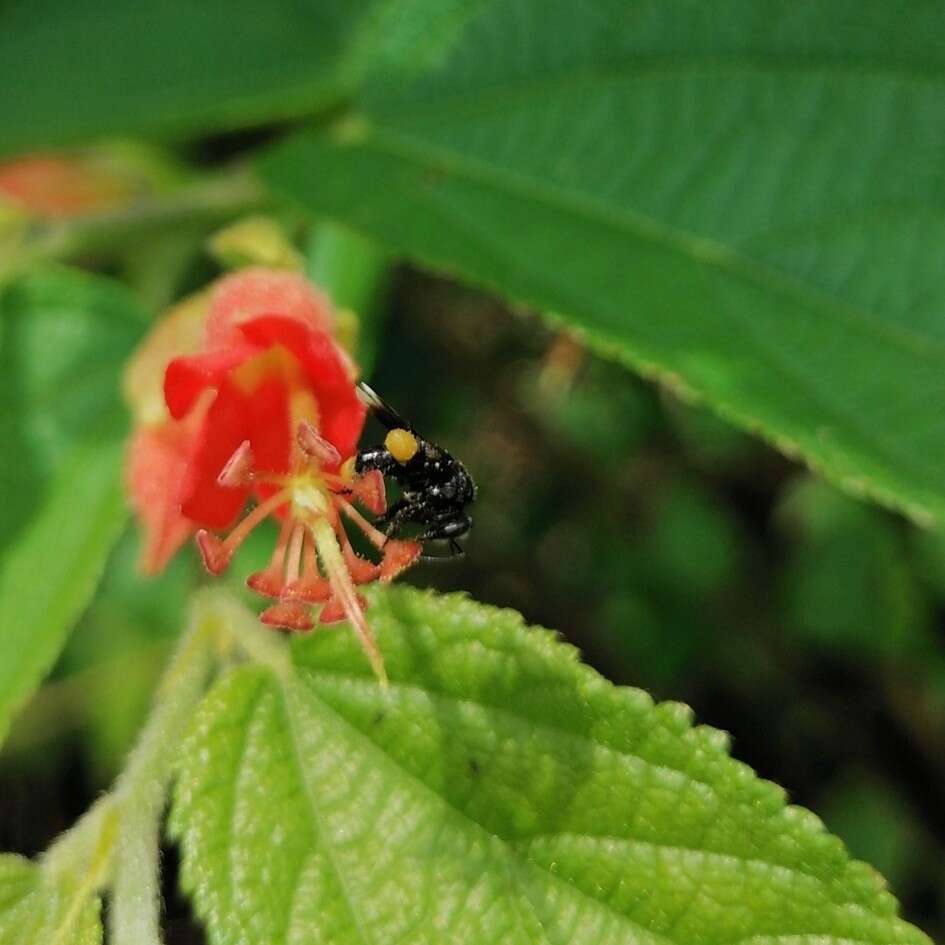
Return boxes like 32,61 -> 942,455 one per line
40,598 -> 219,944
33,590 -> 290,943
20,165 -> 265,266
106,602 -> 218,945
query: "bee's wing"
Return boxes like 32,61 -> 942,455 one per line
356,381 -> 413,431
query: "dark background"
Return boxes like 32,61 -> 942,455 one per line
1,237 -> 943,941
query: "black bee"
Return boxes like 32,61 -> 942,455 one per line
355,382 -> 475,556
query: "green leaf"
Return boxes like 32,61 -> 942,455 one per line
776,479 -> 929,656
0,269 -> 145,745
261,0 -> 945,525
171,587 -> 928,945
0,0 -> 481,157
0,0 -> 360,154
0,854 -> 102,945
306,222 -> 393,375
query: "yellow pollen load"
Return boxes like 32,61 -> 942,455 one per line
385,428 -> 418,463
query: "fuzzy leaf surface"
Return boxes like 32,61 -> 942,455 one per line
0,854 -> 101,945
171,587 -> 928,945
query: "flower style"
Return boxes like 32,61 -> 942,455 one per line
125,267 -> 421,683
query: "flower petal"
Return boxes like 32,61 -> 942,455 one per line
178,381 -> 255,528
241,375 -> 293,477
123,290 -> 211,426
126,422 -> 197,574
239,315 -> 365,458
205,267 -> 333,346
163,343 -> 255,420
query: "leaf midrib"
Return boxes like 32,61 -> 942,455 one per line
279,672 -> 670,945
279,680 -> 377,945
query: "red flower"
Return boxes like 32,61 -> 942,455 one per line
125,267 -> 420,683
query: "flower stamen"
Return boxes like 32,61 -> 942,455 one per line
285,521 -> 305,584
192,420 -> 418,682
217,439 -> 255,488
196,486 -> 291,575
285,529 -> 330,602
297,420 -> 342,467
337,497 -> 422,580
337,498 -> 388,550
311,516 -> 387,687
260,599 -> 314,632
246,517 -> 294,598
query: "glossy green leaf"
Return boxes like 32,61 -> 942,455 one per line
0,269 -> 145,745
261,0 -> 945,525
0,854 -> 101,945
171,586 -> 927,945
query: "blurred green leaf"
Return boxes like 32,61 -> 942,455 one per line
171,586 -> 927,945
777,479 -> 928,655
598,591 -> 698,685
4,526 -> 198,778
262,0 -> 945,525
667,401 -> 757,473
910,524 -> 945,605
0,268 -> 145,746
643,480 -> 740,596
0,0 -> 356,154
0,0 -> 487,157
521,357 -> 655,462
819,776 -> 918,892
306,222 -> 392,375
0,854 -> 101,944
63,530 -> 194,671
62,529 -> 195,780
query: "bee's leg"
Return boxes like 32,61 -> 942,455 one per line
374,499 -> 415,541
417,513 -> 471,552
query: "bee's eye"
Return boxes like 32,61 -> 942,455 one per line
385,428 -> 419,463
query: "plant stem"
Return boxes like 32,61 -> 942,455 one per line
25,165 -> 265,265
42,793 -> 118,889
40,598 -> 218,944
34,590 -> 286,944
106,605 -> 217,945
